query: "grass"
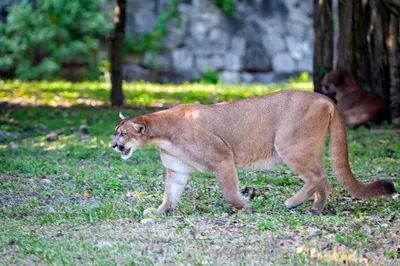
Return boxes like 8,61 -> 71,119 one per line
0,81 -> 399,265
0,80 -> 312,107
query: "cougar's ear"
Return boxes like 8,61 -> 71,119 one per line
131,122 -> 147,134
119,112 -> 129,120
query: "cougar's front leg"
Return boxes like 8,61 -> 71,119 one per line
157,168 -> 189,213
154,151 -> 192,214
214,160 -> 252,214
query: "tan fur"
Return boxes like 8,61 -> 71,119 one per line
112,90 -> 396,214
321,69 -> 389,127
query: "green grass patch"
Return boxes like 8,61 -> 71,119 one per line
0,81 -> 399,265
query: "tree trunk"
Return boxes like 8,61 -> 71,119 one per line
336,0 -> 370,86
313,0 -> 333,93
388,14 -> 400,126
110,0 -> 127,106
367,0 -> 391,100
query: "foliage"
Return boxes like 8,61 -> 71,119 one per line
0,82 -> 399,263
198,68 -> 220,84
0,0 -> 112,80
212,0 -> 236,16
289,72 -> 312,83
123,0 -> 180,66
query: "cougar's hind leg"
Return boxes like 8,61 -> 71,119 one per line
276,141 -> 330,212
309,147 -> 331,214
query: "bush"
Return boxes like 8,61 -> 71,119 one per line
0,0 -> 112,80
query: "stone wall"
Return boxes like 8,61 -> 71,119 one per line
124,0 -> 314,83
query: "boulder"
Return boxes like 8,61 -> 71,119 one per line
286,36 -> 304,60
122,64 -> 153,82
143,52 -> 172,71
297,56 -> 313,72
262,34 -> 286,56
242,41 -> 271,72
172,48 -> 194,73
195,56 -> 209,73
209,55 -> 224,70
241,72 -> 255,84
127,0 -> 157,34
230,36 -> 246,56
220,71 -> 240,84
224,53 -> 242,71
272,53 -> 297,73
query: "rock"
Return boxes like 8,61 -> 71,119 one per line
241,72 -> 254,84
195,56 -> 209,73
140,218 -> 156,226
41,178 -> 52,184
0,130 -> 19,143
190,21 -> 208,36
45,133 -> 58,142
79,135 -> 91,142
185,36 -> 212,56
224,53 -> 242,71
297,56 -> 313,72
128,0 -> 157,34
157,71 -> 192,84
209,55 -> 224,70
208,28 -> 230,54
392,117 -> 400,128
172,47 -> 194,73
253,73 -> 276,83
299,0 -> 313,16
286,36 -> 303,60
310,228 -> 321,236
220,71 -> 240,84
165,15 -> 188,48
143,52 -> 172,71
272,52 -> 297,73
242,41 -> 271,72
97,240 -> 113,249
34,124 -> 47,131
230,36 -> 246,56
9,142 -> 18,150
122,64 -> 152,82
143,208 -> 158,217
262,34 -> 286,56
286,22 -> 306,41
288,10 -> 312,27
79,125 -> 89,135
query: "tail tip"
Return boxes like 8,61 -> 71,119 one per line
378,179 -> 396,195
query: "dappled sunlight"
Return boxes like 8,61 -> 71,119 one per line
1,80 -> 313,108
296,245 -> 369,265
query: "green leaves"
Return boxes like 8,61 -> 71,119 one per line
0,0 -> 112,80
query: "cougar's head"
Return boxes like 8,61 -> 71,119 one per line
320,70 -> 347,94
111,112 -> 148,160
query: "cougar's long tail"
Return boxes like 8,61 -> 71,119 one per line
329,108 -> 396,198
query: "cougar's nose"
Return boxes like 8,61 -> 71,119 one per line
118,145 -> 124,150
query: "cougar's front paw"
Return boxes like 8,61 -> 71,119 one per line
143,208 -> 158,217
238,204 -> 253,215
156,203 -> 175,214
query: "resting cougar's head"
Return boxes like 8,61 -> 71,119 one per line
320,69 -> 349,94
111,112 -> 148,160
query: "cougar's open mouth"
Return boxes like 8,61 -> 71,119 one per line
122,148 -> 131,155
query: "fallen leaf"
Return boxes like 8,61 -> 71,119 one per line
83,190 -> 92,197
